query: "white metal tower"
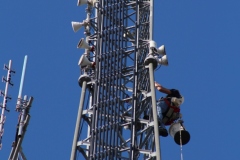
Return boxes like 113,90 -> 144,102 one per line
70,1 -> 177,159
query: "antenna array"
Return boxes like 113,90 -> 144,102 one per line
7,55 -> 34,160
0,60 -> 15,149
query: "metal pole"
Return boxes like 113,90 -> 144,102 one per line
11,115 -> 30,160
8,142 -> 15,160
149,63 -> 161,160
85,5 -> 91,157
70,81 -> 87,160
18,95 -> 28,137
9,97 -> 33,160
86,89 -> 93,157
19,148 -> 27,160
149,0 -> 154,40
130,1 -> 140,158
0,60 -> 12,148
149,0 -> 161,159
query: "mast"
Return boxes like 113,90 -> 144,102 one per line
71,0 -> 166,159
0,60 -> 15,149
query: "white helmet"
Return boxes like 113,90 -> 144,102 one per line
171,96 -> 184,107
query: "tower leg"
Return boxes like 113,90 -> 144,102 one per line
149,63 -> 161,160
71,81 -> 87,160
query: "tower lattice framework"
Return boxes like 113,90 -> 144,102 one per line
71,0 -> 162,159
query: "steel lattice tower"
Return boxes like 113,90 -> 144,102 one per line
71,0 -> 164,159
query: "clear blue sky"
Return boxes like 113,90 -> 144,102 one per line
1,1 -> 240,160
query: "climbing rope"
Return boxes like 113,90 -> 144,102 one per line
179,124 -> 183,160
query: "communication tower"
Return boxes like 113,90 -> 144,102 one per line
71,0 -> 170,159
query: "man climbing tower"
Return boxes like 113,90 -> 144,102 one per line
154,81 -> 184,137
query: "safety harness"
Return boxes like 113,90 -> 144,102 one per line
162,98 -> 180,125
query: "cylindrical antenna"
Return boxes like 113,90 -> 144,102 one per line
17,55 -> 28,109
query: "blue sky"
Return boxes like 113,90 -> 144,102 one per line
1,0 -> 240,160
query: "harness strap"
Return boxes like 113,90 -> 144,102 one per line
164,98 -> 180,112
162,98 -> 180,125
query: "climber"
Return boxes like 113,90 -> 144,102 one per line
154,81 -> 184,137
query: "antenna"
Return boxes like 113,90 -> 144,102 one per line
16,55 -> 27,110
0,60 -> 15,149
8,55 -> 34,160
8,96 -> 33,160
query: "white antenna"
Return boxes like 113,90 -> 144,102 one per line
16,55 -> 27,110
0,60 -> 15,149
